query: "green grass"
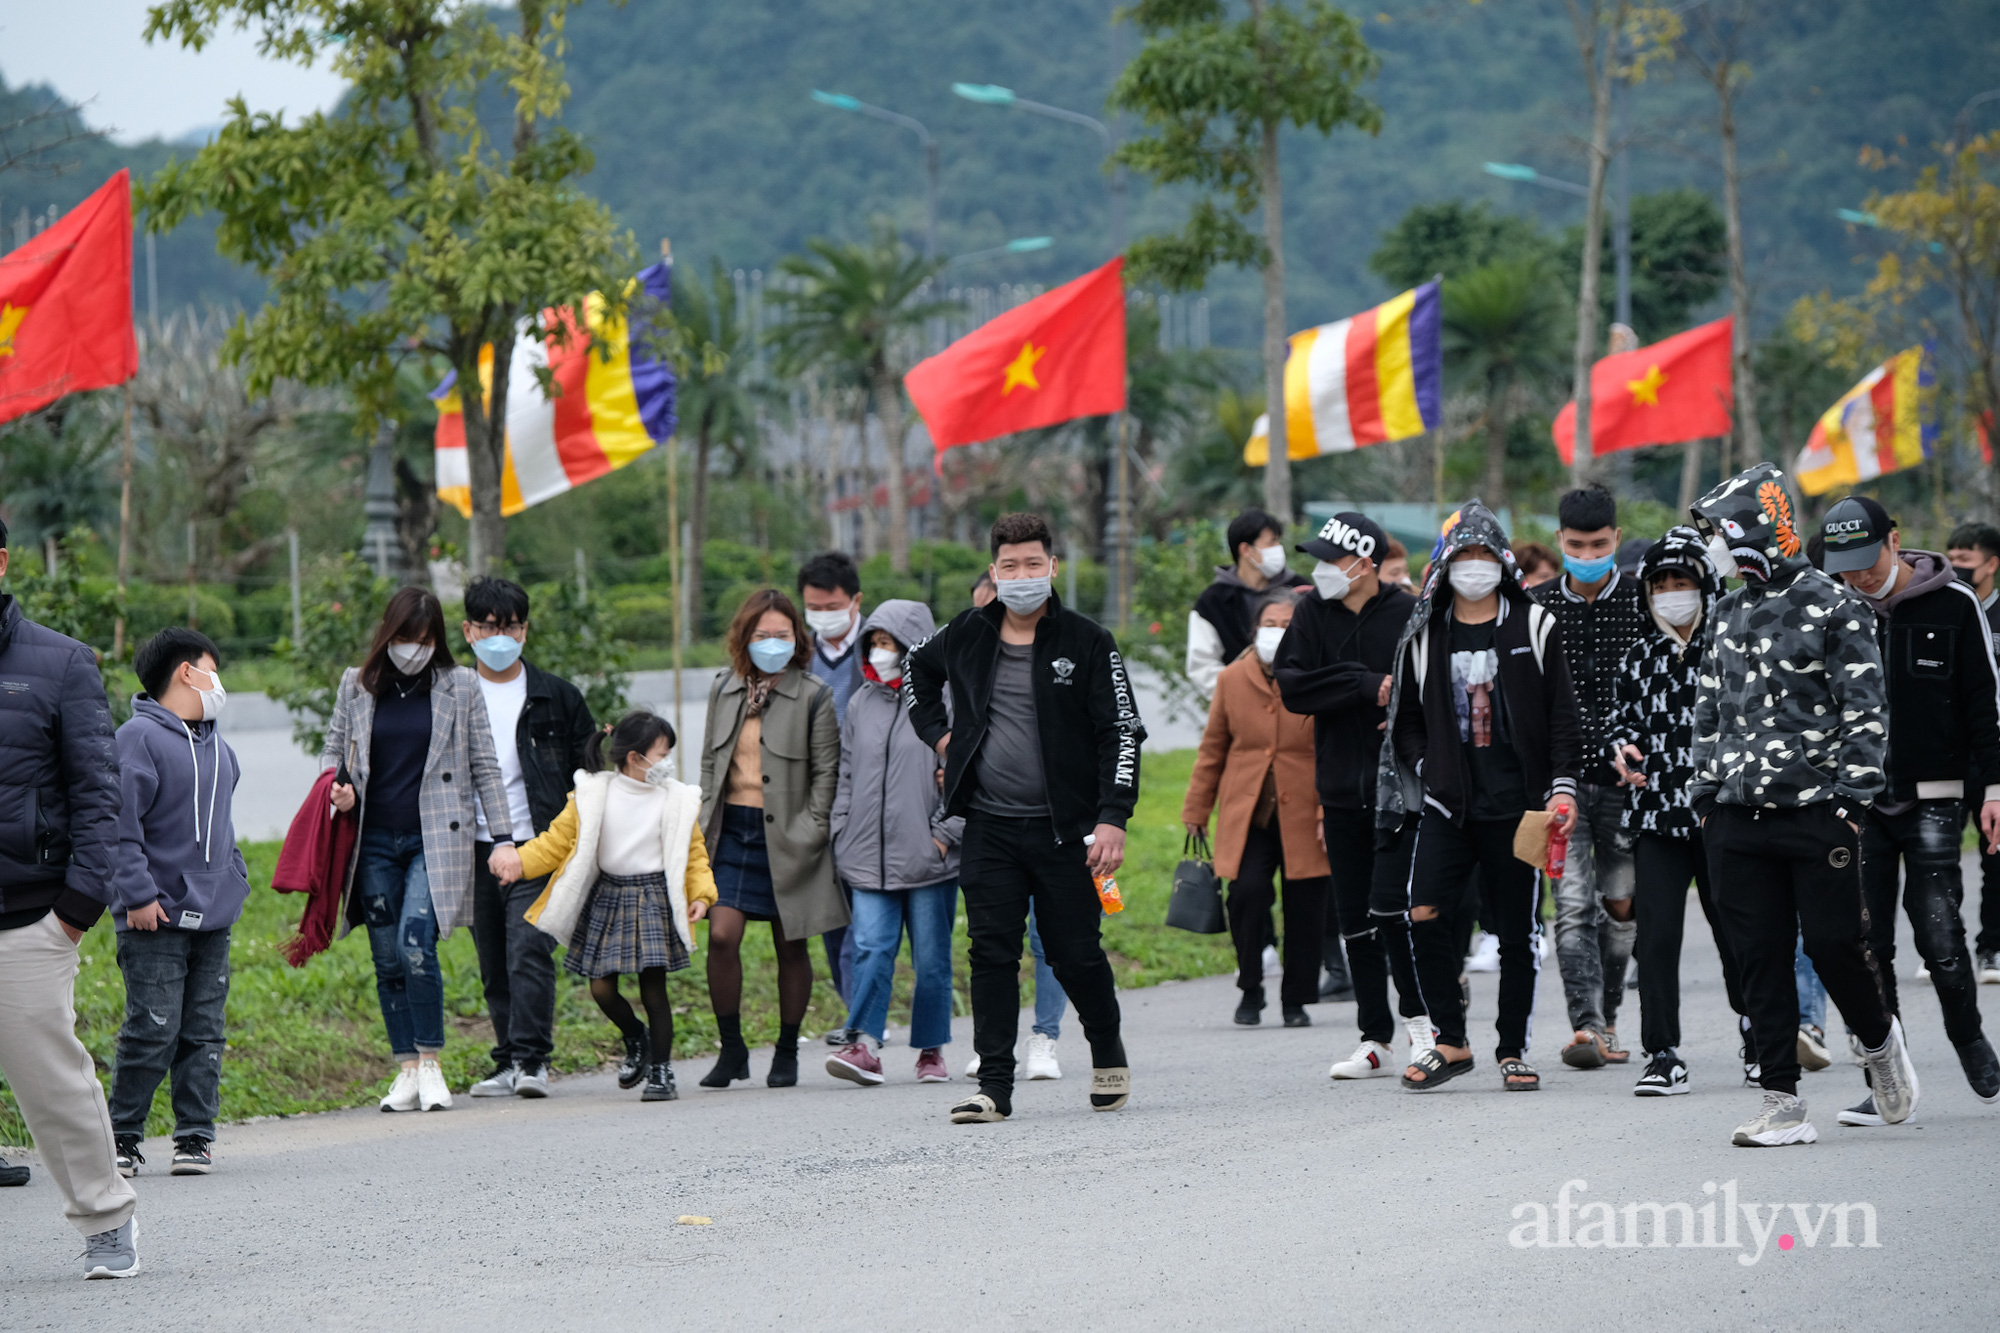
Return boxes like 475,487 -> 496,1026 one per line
0,751 -> 1221,1146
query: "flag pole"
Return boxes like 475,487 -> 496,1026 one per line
662,237 -> 683,751
113,380 -> 135,660
1115,408 -> 1130,627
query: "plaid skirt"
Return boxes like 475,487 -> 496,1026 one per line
564,870 -> 692,978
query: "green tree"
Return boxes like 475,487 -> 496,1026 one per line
1562,188 -> 1726,340
1370,201 -> 1549,290
1442,260 -> 1569,509
273,555 -> 394,756
1111,0 -> 1381,525
139,0 -> 633,577
767,226 -> 950,575
9,527 -> 127,720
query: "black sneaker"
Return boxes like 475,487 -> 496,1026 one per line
170,1137 -> 213,1175
1234,986 -> 1265,1026
1957,1035 -> 2000,1102
1281,1006 -> 1311,1028
617,1029 -> 650,1090
641,1063 -> 678,1102
0,1154 -> 27,1187
114,1135 -> 143,1178
1633,1050 -> 1689,1097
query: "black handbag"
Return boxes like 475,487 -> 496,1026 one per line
1166,830 -> 1227,934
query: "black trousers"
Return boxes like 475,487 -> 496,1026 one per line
1227,820 -> 1329,1008
1862,800 -> 1985,1048
1975,836 -> 2000,955
960,813 -> 1124,1096
1632,832 -> 1745,1056
1323,806 -> 1423,1045
1705,804 -> 1891,1095
471,843 -> 558,1070
1406,810 -> 1540,1058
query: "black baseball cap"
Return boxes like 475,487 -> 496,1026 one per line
1297,511 -> 1388,566
1821,496 -> 1895,574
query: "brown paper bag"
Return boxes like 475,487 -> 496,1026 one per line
1512,809 -> 1553,868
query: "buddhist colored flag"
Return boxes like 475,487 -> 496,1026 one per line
1793,346 -> 1935,496
0,170 -> 138,425
1243,281 -> 1442,465
434,262 -> 677,517
1552,316 -> 1733,464
906,257 -> 1126,451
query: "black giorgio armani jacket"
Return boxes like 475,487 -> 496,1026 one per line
905,594 -> 1147,844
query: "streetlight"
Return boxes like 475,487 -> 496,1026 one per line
948,235 -> 1054,264
811,90 -> 938,257
951,83 -> 1125,253
1483,159 -> 1633,331
1954,89 -> 2000,147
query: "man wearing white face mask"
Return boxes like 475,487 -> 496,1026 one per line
1186,509 -> 1311,699
798,551 -> 865,1007
108,629 -> 249,1181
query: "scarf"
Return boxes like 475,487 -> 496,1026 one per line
744,672 -> 776,717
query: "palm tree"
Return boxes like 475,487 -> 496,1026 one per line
1442,260 -> 1568,508
768,227 -> 952,574
669,258 -> 780,632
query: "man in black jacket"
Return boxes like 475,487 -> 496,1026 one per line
1273,511 -> 1429,1079
1186,508 -> 1311,698
1946,521 -> 2000,984
466,577 -> 597,1098
1823,498 -> 2000,1107
0,521 -> 140,1276
1385,502 -> 1580,1092
907,512 -> 1146,1124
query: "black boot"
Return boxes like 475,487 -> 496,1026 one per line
700,1015 -> 751,1089
1234,985 -> 1265,1026
768,1021 -> 802,1087
641,1063 -> 678,1102
617,1027 -> 650,1090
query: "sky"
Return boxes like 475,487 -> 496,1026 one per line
0,0 -> 347,143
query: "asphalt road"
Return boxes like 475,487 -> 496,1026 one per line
5,876 -> 1997,1330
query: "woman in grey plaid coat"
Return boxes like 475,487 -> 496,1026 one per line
324,587 -> 511,1113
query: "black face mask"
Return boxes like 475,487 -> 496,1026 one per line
1957,566 -> 1979,588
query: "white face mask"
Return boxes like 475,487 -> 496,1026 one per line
1255,544 -> 1287,579
1652,589 -> 1703,627
1448,559 -> 1504,601
387,641 -> 434,675
868,646 -> 904,681
1859,562 -> 1901,602
1311,559 -> 1352,602
995,576 -> 1052,614
1705,534 -> 1740,581
1254,625 -> 1287,664
806,606 -> 854,640
190,666 -> 226,721
644,754 -> 677,787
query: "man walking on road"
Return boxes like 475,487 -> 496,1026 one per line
464,577 -> 597,1100
799,551 -> 865,1007
908,513 -> 1146,1124
1820,498 -> 2000,1112
1687,463 -> 1919,1147
1186,508 -> 1310,699
0,519 -> 141,1276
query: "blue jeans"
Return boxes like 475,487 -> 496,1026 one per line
844,881 -> 958,1049
1795,933 -> 1828,1032
356,826 -> 445,1057
1029,905 -> 1068,1039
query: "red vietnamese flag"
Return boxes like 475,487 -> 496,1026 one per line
0,170 -> 137,425
1552,316 -> 1733,464
907,257 -> 1126,451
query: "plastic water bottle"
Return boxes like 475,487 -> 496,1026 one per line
1546,825 -> 1568,878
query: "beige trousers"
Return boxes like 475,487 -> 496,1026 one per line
0,912 -> 136,1236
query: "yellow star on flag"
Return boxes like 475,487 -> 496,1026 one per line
1001,340 -> 1046,396
0,303 -> 27,359
1627,362 -> 1667,406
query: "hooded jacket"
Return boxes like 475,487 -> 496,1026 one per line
1687,556 -> 1887,818
109,696 -> 250,931
1605,527 -> 1718,839
1272,584 -> 1418,808
1857,548 -> 2000,806
830,600 -> 965,891
907,591 -> 1146,844
1379,502 -> 1582,827
1187,565 -> 1311,697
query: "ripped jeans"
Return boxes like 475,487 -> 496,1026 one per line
109,925 -> 232,1140
357,826 -> 445,1057
1862,800 -> 1985,1049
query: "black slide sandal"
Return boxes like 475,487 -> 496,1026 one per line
1401,1048 -> 1474,1091
1499,1058 -> 1541,1091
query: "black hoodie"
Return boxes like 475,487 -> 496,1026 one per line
1273,585 -> 1417,808
1862,548 -> 2000,806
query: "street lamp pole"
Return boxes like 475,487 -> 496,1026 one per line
1483,160 -> 1632,335
811,90 -> 939,257
952,83 -> 1124,253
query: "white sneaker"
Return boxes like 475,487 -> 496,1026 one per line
1916,963 -> 1931,980
1464,932 -> 1501,973
469,1065 -> 518,1098
379,1067 -> 420,1112
1261,944 -> 1281,976
1404,1013 -> 1437,1060
1860,1017 -> 1919,1124
1731,1091 -> 1818,1147
416,1058 -> 453,1111
963,1051 -> 982,1078
1330,1039 -> 1396,1079
1023,1033 -> 1062,1081
514,1062 -> 550,1098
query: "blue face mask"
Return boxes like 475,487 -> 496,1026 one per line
1564,551 -> 1616,584
471,634 -> 523,672
748,638 -> 795,675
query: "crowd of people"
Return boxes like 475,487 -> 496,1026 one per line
4,461 -> 2000,1278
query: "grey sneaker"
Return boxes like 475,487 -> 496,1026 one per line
514,1061 -> 550,1099
469,1065 -> 518,1098
82,1217 -> 140,1279
1861,1017 -> 1919,1124
1731,1091 -> 1818,1147
1837,1093 -> 1889,1127
1979,949 -> 2000,984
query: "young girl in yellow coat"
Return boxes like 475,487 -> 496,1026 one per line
499,711 -> 717,1101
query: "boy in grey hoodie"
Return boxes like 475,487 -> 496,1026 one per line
107,629 -> 249,1178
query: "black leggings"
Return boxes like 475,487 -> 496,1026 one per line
590,970 -> 674,1055
704,904 -> 814,1026
1632,832 -> 1745,1056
